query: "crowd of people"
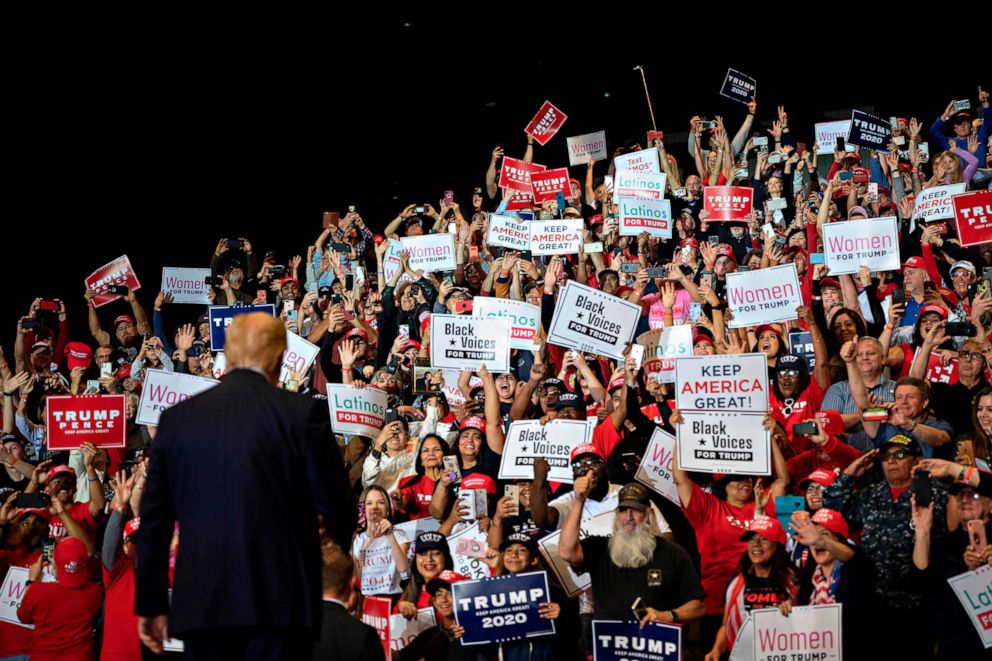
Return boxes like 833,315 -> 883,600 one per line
0,87 -> 991,660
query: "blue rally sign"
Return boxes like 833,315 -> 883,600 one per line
452,570 -> 555,646
592,620 -> 682,661
207,304 -> 276,351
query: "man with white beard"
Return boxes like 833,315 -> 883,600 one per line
559,481 -> 705,627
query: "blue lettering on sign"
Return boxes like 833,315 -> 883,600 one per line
592,620 -> 681,661
207,304 -> 277,352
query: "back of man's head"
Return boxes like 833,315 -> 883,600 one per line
322,545 -> 354,599
226,313 -> 286,377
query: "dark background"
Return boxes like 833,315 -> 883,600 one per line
6,8 -> 986,358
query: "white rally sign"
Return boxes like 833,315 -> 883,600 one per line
677,411 -> 771,475
487,213 -> 531,251
529,219 -> 583,256
751,605 -> 843,661
279,332 -> 320,383
566,130 -> 607,166
135,369 -> 219,427
382,239 -> 413,287
814,120 -> 852,155
401,233 -> 457,272
548,281 -> 641,360
537,510 -> 615,597
675,353 -> 769,413
0,567 -> 33,629
614,147 -> 660,174
822,216 -> 901,275
473,297 -> 541,351
912,183 -> 967,224
614,170 -> 667,200
430,313 -> 511,372
637,325 -> 692,382
161,267 -> 212,305
326,383 -> 388,438
618,197 -> 672,238
634,428 -> 680,506
391,608 -> 436,653
498,419 -> 593,484
725,263 -> 801,328
948,565 -> 992,649
447,523 -> 492,580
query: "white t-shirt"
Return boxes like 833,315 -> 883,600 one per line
549,483 -> 671,533
352,528 -> 410,596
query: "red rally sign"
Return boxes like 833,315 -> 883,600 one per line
524,101 -> 568,146
703,186 -> 754,221
85,255 -> 142,308
46,394 -> 127,450
530,167 -> 571,203
953,190 -> 992,248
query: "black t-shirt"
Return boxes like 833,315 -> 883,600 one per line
576,535 -> 705,620
0,468 -> 28,492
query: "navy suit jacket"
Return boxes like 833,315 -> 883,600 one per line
135,369 -> 356,635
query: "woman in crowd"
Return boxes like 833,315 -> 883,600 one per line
395,434 -> 449,520
352,485 -> 410,601
396,531 -> 453,618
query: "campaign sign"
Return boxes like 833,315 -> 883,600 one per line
615,170 -> 667,200
725,264 -> 802,328
392,515 -> 441,543
85,255 -> 142,308
47,395 -> 127,450
499,419 -> 593,484
614,147 -> 660,174
430,313 -> 511,372
634,428 -> 680,506
954,190 -> 992,248
382,239 -> 413,287
326,383 -> 387,438
135,369 -> 219,427
537,510 -> 615,596
531,167 -> 571,204
161,267 -> 211,305
677,411 -> 771,475
0,567 -> 33,629
719,68 -> 756,105
504,187 -> 536,212
912,183 -> 967,225
618,198 -> 672,239
751,604 -> 843,660
567,130 -> 607,166
592,620 -> 681,661
473,297 -> 541,351
390,608 -> 436,653
453,571 -> 555,645
529,219 -> 584,256
846,110 -> 891,149
447,523 -> 491,579
499,157 -> 547,192
524,101 -> 568,146
279,332 -> 320,383
675,353 -> 769,412
487,213 -> 531,251
703,186 -> 753,221
788,331 -> 815,371
948,564 -> 992,648
361,596 -> 391,661
548,281 -> 641,360
815,120 -> 852,155
401,233 -> 457,273
208,304 -> 277,351
637,325 -> 692,382
822,216 -> 901,275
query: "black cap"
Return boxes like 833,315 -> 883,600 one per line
415,531 -> 448,554
554,392 -> 584,411
879,434 -> 923,457
499,532 -> 538,553
618,483 -> 650,511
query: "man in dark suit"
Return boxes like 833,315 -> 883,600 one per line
135,312 -> 356,659
313,545 -> 385,661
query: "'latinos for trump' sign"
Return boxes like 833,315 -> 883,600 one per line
719,68 -> 756,105
725,263 -> 801,328
430,314 -> 511,372
47,395 -> 127,450
453,571 -> 555,646
618,197 -> 672,238
401,233 -> 457,273
499,419 -> 592,484
954,190 -> 992,248
822,216 -> 900,275
948,565 -> 992,649
703,186 -> 753,221
529,219 -> 583,256
548,281 -> 641,360
326,384 -> 387,438
614,170 -> 667,200
524,101 -> 568,146
566,130 -> 607,166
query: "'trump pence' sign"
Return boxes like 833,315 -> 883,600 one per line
499,157 -> 546,193
401,233 -> 457,273
136,369 -> 219,427
85,255 -> 142,308
703,186 -> 753,221
524,101 -> 568,146
47,395 -> 127,450
430,314 -> 511,372
954,189 -> 992,248
531,168 -> 571,204
822,217 -> 901,275
725,263 -> 801,328
548,281 -> 641,360
326,384 -> 388,438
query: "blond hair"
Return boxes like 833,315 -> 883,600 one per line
225,313 -> 286,374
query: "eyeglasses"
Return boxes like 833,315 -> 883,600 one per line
806,484 -> 824,492
960,352 -> 986,362
778,369 -> 800,378
572,459 -> 602,472
541,389 -> 561,398
951,271 -> 974,280
495,374 -> 517,382
955,489 -> 980,500
882,450 -> 910,461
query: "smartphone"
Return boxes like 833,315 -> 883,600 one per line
283,300 -> 294,314
38,300 -> 58,312
322,211 -> 339,228
918,143 -> 930,162
768,198 -> 788,211
85,379 -> 100,394
41,538 -> 56,563
968,519 -> 988,556
891,289 -> 906,306
644,267 -> 665,278
768,151 -> 784,165
708,235 -> 720,245
945,321 -> 977,337
958,440 -> 976,466
867,182 -> 879,202
796,143 -> 807,156
862,407 -> 889,422
689,302 -> 702,323
774,495 -> 806,533
952,99 -> 971,112
447,222 -> 457,235
444,190 -> 454,206
504,484 -> 520,516
913,471 -> 932,508
923,281 -> 937,293
398,324 -> 409,337
15,492 -> 51,509
774,236 -> 787,250
287,310 -> 298,323
700,272 -> 714,289
21,319 -> 42,331
835,137 -> 845,152
584,242 -> 604,254
106,284 -> 130,296
629,344 -> 645,371
893,135 -> 906,146
454,300 -> 474,314
348,205 -> 356,214
332,243 -> 351,254
620,262 -> 640,274
753,136 -> 769,148
631,597 -> 648,621
100,362 -> 113,378
981,267 -> 992,284
469,245 -> 480,260
839,171 -> 853,181
672,188 -> 686,198
810,253 -> 825,265
442,455 -> 462,483
794,422 -> 818,436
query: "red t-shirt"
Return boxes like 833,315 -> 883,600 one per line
769,379 -> 826,453
592,419 -> 623,461
48,503 -> 97,543
399,475 -> 437,520
17,581 -> 103,661
0,547 -> 40,657
101,556 -> 140,661
683,485 -> 764,615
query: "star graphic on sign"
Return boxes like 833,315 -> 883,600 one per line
576,312 -> 584,320
520,444 -> 528,453
449,339 -> 457,346
698,439 -> 707,447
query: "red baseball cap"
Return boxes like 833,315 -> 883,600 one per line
426,569 -> 467,595
461,473 -> 496,495
113,315 -> 136,328
459,416 -> 487,435
811,508 -> 849,539
64,342 -> 93,371
570,443 -> 604,463
716,245 -> 737,262
117,364 -> 133,380
799,468 -> 839,491
680,238 -> 699,248
54,537 -> 91,587
343,328 -> 369,343
740,517 -> 787,546
918,304 -> 948,321
124,517 -> 141,542
402,339 -> 422,351
693,334 -> 714,347
902,256 -> 926,270
814,410 -> 845,437
45,464 -> 77,485
607,373 -> 626,392
13,508 -> 48,522
819,277 -> 841,291
279,277 -> 300,288
615,286 -> 634,298
754,324 -> 783,340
